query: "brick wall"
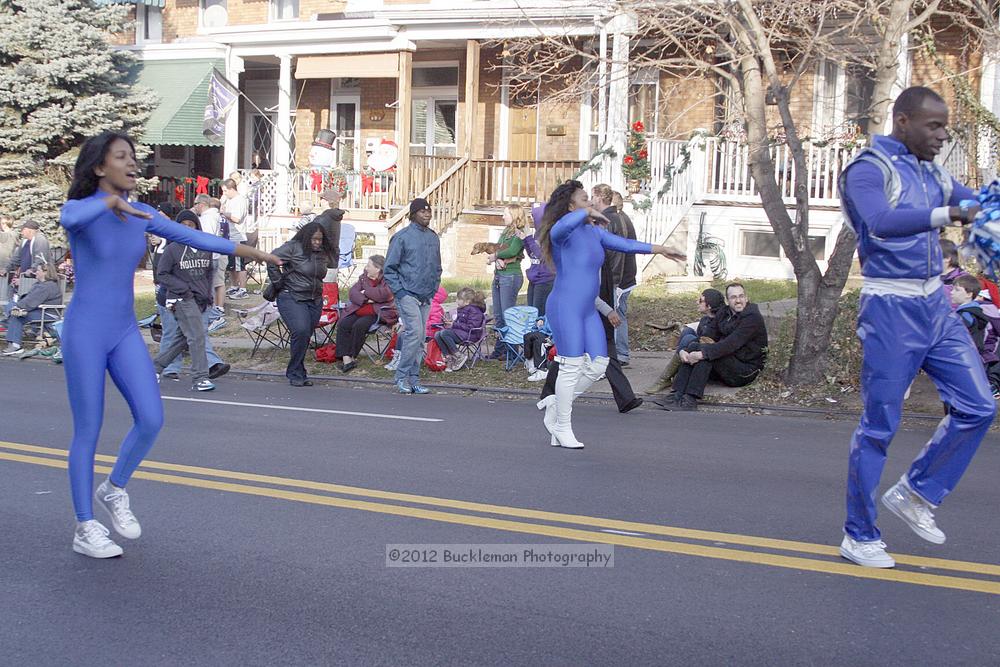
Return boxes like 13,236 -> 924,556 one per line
360,78 -> 398,148
294,78 -> 331,168
163,0 -> 199,41
910,20 -> 982,114
225,0 -> 268,26
109,5 -> 137,46
659,72 -> 716,139
452,220 -> 494,280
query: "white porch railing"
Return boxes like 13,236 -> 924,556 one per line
287,169 -> 398,216
701,138 -> 857,205
642,138 -> 697,245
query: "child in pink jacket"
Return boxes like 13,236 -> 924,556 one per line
425,286 -> 449,337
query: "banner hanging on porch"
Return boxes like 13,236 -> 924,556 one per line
202,69 -> 239,142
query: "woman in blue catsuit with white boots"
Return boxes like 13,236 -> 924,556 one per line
61,132 -> 280,558
536,180 -> 684,448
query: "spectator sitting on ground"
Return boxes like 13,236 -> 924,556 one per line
523,314 -> 553,382
2,260 -> 62,356
433,287 -> 487,372
336,254 -> 397,373
951,274 -> 1000,399
647,288 -> 725,394
659,282 -> 768,411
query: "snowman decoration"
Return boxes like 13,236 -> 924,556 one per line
308,129 -> 337,192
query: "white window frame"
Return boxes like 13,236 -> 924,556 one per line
738,226 -> 828,262
410,61 -> 460,157
813,59 -> 847,136
270,0 -> 299,22
629,67 -> 660,136
329,87 -> 361,170
199,0 -> 228,29
134,4 -> 162,45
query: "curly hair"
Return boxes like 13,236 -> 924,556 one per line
67,132 -> 137,201
456,286 -> 487,310
538,180 -> 584,267
291,221 -> 337,264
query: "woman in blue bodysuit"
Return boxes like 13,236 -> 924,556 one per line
60,132 -> 279,559
536,180 -> 684,448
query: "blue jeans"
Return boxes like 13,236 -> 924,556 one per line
3,301 -> 45,345
395,294 -> 431,385
435,328 -> 462,356
526,280 -> 553,317
676,327 -> 698,351
159,304 -> 224,375
614,289 -> 631,361
491,272 -> 523,329
277,292 -> 322,383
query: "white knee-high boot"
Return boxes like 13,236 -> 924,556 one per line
551,355 -> 588,449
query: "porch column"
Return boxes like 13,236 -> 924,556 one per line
607,13 -> 636,192
396,50 -> 413,202
223,54 -> 245,175
462,40 -> 481,157
275,53 -> 293,214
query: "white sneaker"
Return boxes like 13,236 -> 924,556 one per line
2,343 -> 22,356
839,535 -> 895,568
73,520 -> 124,558
385,357 -> 400,371
881,476 -> 946,544
95,480 -> 142,539
207,317 -> 227,333
452,351 -> 468,370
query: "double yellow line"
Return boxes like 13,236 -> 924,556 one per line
2,439 -> 999,595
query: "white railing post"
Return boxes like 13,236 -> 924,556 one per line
688,133 -> 708,201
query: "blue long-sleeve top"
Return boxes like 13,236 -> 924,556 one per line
60,192 -> 236,329
841,135 -> 973,279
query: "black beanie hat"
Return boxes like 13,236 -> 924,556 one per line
702,288 -> 725,312
175,209 -> 202,231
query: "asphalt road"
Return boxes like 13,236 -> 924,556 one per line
1,359 -> 999,665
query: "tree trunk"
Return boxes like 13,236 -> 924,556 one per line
870,0 -> 915,132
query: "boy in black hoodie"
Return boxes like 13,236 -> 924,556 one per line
153,210 -> 216,391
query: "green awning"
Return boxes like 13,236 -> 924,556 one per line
136,59 -> 225,147
98,1 -> 167,7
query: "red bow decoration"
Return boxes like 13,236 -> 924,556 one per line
310,170 -> 323,192
195,175 -> 209,195
174,184 -> 185,204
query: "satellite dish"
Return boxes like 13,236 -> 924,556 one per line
202,5 -> 228,28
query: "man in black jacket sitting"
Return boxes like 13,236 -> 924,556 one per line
660,282 -> 768,411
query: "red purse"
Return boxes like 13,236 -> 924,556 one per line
424,339 -> 447,372
315,343 -> 337,363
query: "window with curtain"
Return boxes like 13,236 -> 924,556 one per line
271,0 -> 298,21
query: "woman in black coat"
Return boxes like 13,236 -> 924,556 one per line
268,222 -> 336,386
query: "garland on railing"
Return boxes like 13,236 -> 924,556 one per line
572,147 -> 617,179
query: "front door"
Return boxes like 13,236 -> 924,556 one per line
331,96 -> 360,170
508,86 -> 538,161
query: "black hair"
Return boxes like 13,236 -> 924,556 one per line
940,238 -> 960,270
292,221 -> 336,263
67,131 -> 137,201
157,200 -> 181,220
954,274 -> 982,297
893,86 -> 945,119
725,282 -> 746,297
538,180 -> 585,266
701,288 -> 725,313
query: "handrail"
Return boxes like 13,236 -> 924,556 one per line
386,157 -> 471,235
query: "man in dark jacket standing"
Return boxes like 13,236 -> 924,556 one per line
612,191 -> 638,365
384,198 -> 442,394
660,282 -> 767,411
153,211 -> 217,392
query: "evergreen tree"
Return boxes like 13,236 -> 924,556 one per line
0,0 -> 155,241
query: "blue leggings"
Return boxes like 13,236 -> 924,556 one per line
63,323 -> 163,521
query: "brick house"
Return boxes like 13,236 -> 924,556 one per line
110,0 -> 995,280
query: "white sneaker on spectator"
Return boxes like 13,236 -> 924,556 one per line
385,356 -> 400,371
73,520 -> 123,558
95,479 -> 141,539
2,343 -> 22,356
839,535 -> 895,568
452,351 -> 468,370
207,317 -> 227,333
528,369 -> 547,382
881,476 -> 946,544
230,288 -> 249,300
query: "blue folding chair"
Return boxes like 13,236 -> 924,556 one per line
494,305 -> 538,371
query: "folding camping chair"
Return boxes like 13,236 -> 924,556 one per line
453,316 -> 492,370
237,301 -> 289,357
337,223 -> 358,289
493,305 -> 538,371
361,305 -> 397,363
313,282 -> 341,347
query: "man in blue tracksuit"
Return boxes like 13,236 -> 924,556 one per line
838,86 -> 994,568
